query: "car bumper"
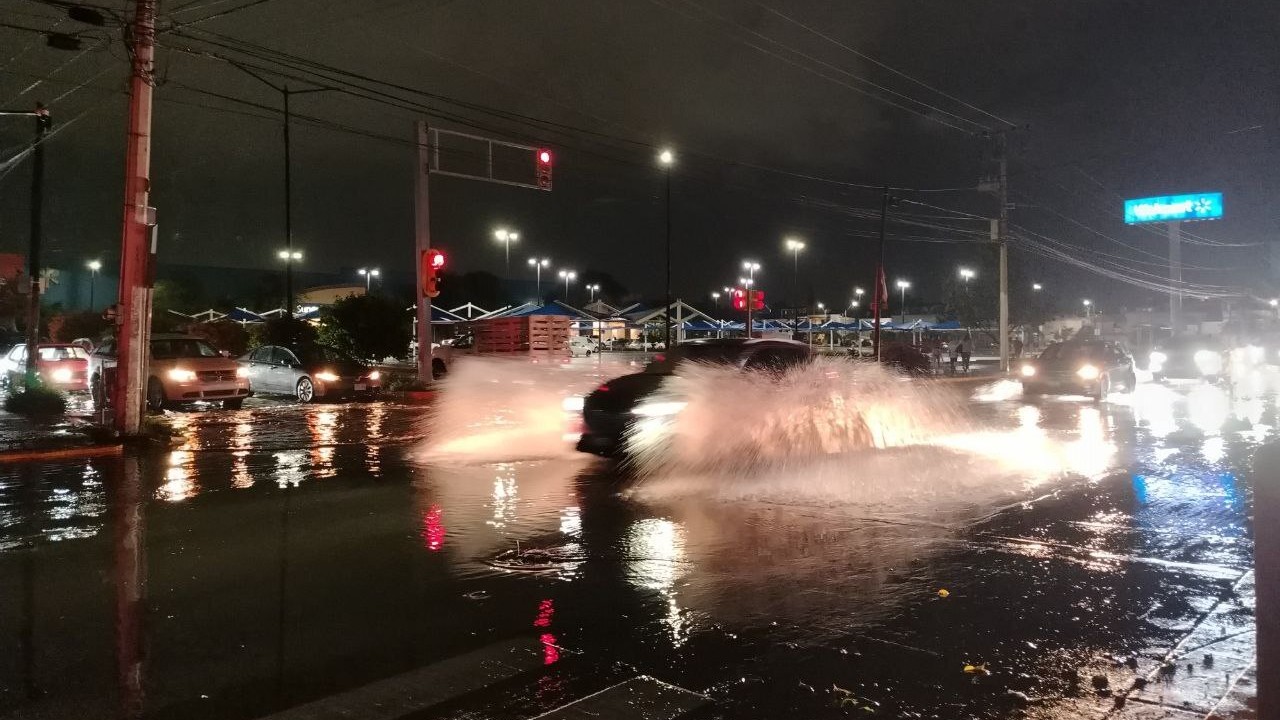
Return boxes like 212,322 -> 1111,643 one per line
314,379 -> 382,398
1022,373 -> 1100,395
168,380 -> 252,402
577,410 -> 631,456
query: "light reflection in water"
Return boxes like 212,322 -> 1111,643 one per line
488,465 -> 518,529
309,410 -> 338,478
275,451 -> 306,488
232,421 -> 253,488
156,450 -> 196,502
366,404 -> 386,474
1065,406 -> 1115,478
421,505 -> 445,551
1188,384 -> 1229,435
1131,384 -> 1178,439
625,518 -> 688,646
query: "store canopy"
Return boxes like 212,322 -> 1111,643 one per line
225,307 -> 264,323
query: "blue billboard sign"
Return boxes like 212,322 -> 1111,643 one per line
1123,192 -> 1223,224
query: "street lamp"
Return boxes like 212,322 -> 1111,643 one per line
658,148 -> 676,348
959,267 -> 975,287
494,228 -> 519,276
896,279 -> 911,323
86,259 -> 102,309
816,301 -> 826,316
528,257 -> 550,299
1032,283 -> 1043,291
1082,298 -> 1093,319
711,291 -> 721,308
742,260 -> 760,281
586,283 -> 600,302
558,269 -> 577,299
278,249 -> 303,313
357,267 -> 380,292
785,237 -> 805,302
1271,298 -> 1279,307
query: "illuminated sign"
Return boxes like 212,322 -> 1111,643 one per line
1124,192 -> 1223,224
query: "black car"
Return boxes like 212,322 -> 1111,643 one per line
574,338 -> 811,457
1019,339 -> 1136,399
239,344 -> 382,402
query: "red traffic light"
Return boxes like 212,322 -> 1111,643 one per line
538,149 -> 552,165
535,148 -> 553,190
752,290 -> 765,310
731,288 -> 747,311
427,249 -> 446,269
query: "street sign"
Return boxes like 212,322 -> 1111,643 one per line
1124,192 -> 1223,224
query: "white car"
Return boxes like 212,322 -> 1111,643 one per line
569,336 -> 598,357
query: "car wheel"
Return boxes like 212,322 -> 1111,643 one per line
296,377 -> 315,403
432,358 -> 447,380
223,398 -> 245,410
146,377 -> 166,413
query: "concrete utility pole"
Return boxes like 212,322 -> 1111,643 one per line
1168,221 -> 1181,334
114,0 -> 158,435
414,121 -> 434,382
872,186 -> 891,362
996,132 -> 1010,374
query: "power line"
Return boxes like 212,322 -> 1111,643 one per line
750,1 -> 1016,128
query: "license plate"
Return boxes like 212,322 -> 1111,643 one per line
354,383 -> 367,391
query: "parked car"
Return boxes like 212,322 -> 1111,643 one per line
569,336 -> 599,357
572,338 -> 812,457
240,344 -> 381,402
0,343 -> 90,392
91,334 -> 251,411
1019,339 -> 1136,399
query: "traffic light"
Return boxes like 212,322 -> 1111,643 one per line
752,290 -> 765,310
422,248 -> 445,298
535,148 -> 553,190
731,288 -> 747,311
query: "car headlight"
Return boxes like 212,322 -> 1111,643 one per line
51,368 -> 72,383
168,368 -> 197,382
1019,364 -> 1036,377
315,371 -> 340,382
236,366 -> 250,378
632,400 -> 687,417
367,370 -> 381,381
1076,364 -> 1100,380
1149,351 -> 1167,364
562,396 -> 584,413
1194,350 -> 1220,374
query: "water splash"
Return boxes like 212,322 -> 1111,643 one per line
623,358 -> 970,476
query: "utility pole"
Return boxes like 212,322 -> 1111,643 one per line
872,186 -> 891,362
997,133 -> 1010,373
663,163 -> 672,349
414,121 -> 434,382
1168,221 -> 1181,334
113,0 -> 158,435
25,104 -> 50,381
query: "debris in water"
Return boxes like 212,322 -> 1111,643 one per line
1203,653 -> 1214,668
963,662 -> 990,675
1091,674 -> 1110,694
937,588 -> 950,598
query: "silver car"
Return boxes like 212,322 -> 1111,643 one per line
239,344 -> 382,402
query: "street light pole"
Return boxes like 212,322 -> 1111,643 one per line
494,229 -> 518,276
658,149 -> 675,349
897,279 -> 911,324
558,269 -> 576,301
87,260 -> 102,309
785,237 -> 805,305
528,258 -> 549,299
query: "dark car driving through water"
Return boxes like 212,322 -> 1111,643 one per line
571,338 -> 811,457
239,344 -> 382,402
1019,339 -> 1136,400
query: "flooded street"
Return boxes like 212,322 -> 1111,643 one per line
0,358 -> 1264,719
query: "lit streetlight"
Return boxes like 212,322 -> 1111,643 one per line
785,237 -> 805,301
959,267 -> 975,287
1032,283 -> 1043,291
658,147 -> 675,347
278,249 -> 303,313
896,279 -> 911,322
711,290 -> 721,308
86,259 -> 102,309
586,283 -> 601,302
494,228 -> 519,275
528,257 -> 550,299
558,268 -> 577,299
1082,298 -> 1093,319
357,267 -> 380,292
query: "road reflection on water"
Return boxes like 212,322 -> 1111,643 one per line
0,374 -> 1268,719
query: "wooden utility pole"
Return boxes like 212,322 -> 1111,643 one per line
113,0 -> 158,434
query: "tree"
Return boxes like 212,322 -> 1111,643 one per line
47,311 -> 109,343
187,321 -> 251,356
317,294 -> 410,361
151,280 -> 200,332
248,317 -> 317,350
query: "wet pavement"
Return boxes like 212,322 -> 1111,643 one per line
0,356 -> 1265,720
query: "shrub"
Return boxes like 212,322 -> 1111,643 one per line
47,311 -> 110,343
248,318 -> 317,350
5,384 -> 67,417
187,321 -> 250,357
317,294 -> 410,362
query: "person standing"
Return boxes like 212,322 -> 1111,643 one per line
961,340 -> 972,373
949,341 -> 960,375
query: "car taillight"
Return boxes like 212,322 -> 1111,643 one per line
596,384 -> 610,392
653,353 -> 666,362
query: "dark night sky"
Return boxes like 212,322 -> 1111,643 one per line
1,0 -> 1277,311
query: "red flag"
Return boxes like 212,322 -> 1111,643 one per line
877,265 -> 889,308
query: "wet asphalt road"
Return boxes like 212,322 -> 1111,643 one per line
0,358 -> 1266,720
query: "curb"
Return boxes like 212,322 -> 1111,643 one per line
0,443 -> 124,464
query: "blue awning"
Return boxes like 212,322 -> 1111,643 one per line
225,307 -> 264,323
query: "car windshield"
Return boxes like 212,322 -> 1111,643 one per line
1039,343 -> 1108,364
152,339 -> 219,359
38,346 -> 88,361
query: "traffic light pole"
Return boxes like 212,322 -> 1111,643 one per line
113,0 -> 157,435
414,121 -> 434,383
24,105 -> 50,382
872,186 -> 889,362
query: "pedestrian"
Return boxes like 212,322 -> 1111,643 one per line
930,342 -> 943,375
949,341 -> 959,375
1013,336 -> 1024,359
961,340 -> 972,373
